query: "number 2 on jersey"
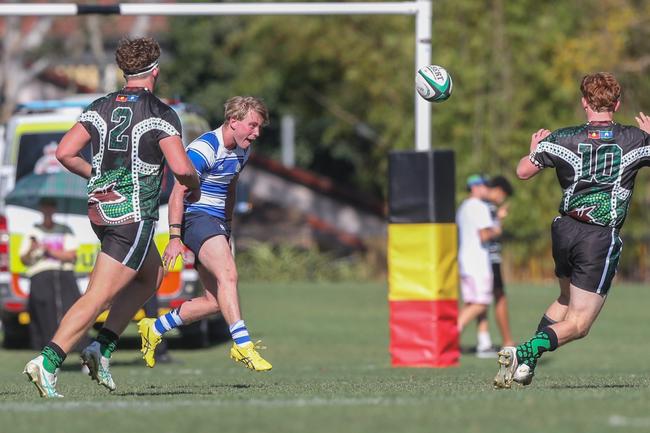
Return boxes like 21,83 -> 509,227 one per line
578,143 -> 622,184
108,107 -> 133,151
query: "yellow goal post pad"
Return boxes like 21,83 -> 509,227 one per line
388,223 -> 458,301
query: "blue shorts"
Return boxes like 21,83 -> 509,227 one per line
182,211 -> 230,258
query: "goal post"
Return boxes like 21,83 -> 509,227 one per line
0,0 -> 432,151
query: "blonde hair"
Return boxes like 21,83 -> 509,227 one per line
224,96 -> 269,126
580,72 -> 621,112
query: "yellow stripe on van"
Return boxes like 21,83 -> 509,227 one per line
12,121 -> 77,161
75,243 -> 101,273
9,233 -> 100,274
9,232 -> 182,274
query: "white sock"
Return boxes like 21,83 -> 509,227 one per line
477,331 -> 493,351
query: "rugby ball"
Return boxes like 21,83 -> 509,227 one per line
416,65 -> 453,102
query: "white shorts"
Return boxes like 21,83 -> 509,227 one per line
460,274 -> 493,305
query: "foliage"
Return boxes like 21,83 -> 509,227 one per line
161,0 -> 650,278
161,9 -> 412,199
235,242 -> 382,282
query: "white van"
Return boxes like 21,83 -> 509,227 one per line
0,96 -> 227,348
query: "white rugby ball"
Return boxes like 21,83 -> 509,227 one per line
416,65 -> 453,102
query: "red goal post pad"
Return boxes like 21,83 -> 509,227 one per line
389,300 -> 459,367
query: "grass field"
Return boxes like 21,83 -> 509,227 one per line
1,280 -> 650,433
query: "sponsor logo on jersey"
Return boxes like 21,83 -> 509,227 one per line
115,94 -> 140,102
588,131 -> 601,139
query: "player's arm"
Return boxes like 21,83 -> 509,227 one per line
516,157 -> 540,180
516,128 -> 551,180
159,135 -> 200,191
162,179 -> 187,272
168,179 -> 186,228
56,123 -> 92,179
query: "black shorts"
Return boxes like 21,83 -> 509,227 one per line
182,211 -> 230,258
551,215 -> 622,295
492,262 -> 504,294
91,220 -> 156,271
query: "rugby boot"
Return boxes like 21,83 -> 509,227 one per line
513,361 -> 535,386
81,341 -> 116,391
138,318 -> 162,368
230,340 -> 272,372
23,356 -> 63,398
493,346 -> 518,389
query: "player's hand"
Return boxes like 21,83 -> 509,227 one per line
530,129 -> 551,153
162,238 -> 184,273
184,187 -> 201,203
497,203 -> 509,220
635,112 -> 650,134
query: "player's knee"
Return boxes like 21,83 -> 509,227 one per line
572,320 -> 592,339
206,301 -> 220,315
219,272 -> 238,290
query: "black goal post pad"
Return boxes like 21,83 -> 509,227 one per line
388,150 -> 455,224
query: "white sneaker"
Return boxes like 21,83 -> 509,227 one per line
476,345 -> 498,359
493,346 -> 518,389
23,355 -> 63,398
513,363 -> 535,386
80,341 -> 116,391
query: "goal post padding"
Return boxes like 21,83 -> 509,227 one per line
387,150 -> 459,367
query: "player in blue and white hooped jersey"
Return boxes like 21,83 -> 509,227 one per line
183,125 -> 250,221
138,96 -> 273,372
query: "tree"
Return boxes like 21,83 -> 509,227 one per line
0,15 -> 54,122
161,0 -> 650,278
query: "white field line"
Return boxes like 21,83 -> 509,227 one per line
0,397 -> 417,412
609,415 -> 650,428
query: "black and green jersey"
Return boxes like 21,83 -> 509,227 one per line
79,87 -> 181,225
530,122 -> 650,229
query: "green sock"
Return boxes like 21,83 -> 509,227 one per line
516,329 -> 558,368
96,328 -> 120,358
41,345 -> 65,374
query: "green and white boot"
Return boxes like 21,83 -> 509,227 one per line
23,355 -> 63,398
81,341 -> 116,391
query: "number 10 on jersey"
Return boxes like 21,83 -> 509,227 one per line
578,143 -> 622,184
